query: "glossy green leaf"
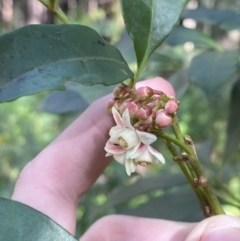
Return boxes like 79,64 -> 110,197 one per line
120,0 -> 188,75
165,26 -> 221,50
188,51 -> 239,98
225,78 -> 240,161
0,198 -> 78,241
0,24 -> 133,102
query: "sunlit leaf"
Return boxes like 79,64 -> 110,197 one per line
0,24 -> 133,102
0,198 -> 78,241
120,0 -> 188,75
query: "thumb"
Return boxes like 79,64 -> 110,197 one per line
185,215 -> 240,241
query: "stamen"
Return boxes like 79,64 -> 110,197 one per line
118,136 -> 128,148
136,160 -> 152,166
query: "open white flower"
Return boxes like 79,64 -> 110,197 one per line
131,145 -> 165,166
109,107 -> 157,150
104,107 -> 165,176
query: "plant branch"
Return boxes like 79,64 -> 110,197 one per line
38,0 -> 71,24
159,114 -> 225,215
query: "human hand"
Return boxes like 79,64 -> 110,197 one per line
11,77 -> 240,240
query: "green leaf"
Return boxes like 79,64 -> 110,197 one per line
169,70 -> 189,99
0,198 -> 78,241
123,189 -> 204,222
225,78 -> 240,161
182,7 -> 240,31
107,174 -> 185,206
0,24 -> 133,102
37,89 -> 88,114
188,51 -> 239,98
119,0 -> 188,76
165,26 -> 222,50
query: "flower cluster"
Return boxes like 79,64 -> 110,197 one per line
105,85 -> 179,176
107,86 -> 179,131
105,107 -> 165,175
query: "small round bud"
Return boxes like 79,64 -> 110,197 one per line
136,106 -> 151,120
119,102 -> 128,114
156,110 -> 172,128
165,100 -> 179,114
113,86 -> 132,98
140,116 -> 153,125
113,86 -> 124,97
136,86 -> 154,99
126,101 -> 139,117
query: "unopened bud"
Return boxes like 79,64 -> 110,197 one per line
126,101 -> 139,117
165,100 -> 179,114
140,116 -> 153,125
156,110 -> 172,128
136,106 -> 152,120
152,90 -> 166,96
119,102 -> 128,114
136,86 -> 154,99
113,86 -> 132,98
113,86 -> 124,98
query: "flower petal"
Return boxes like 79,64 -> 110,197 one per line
136,130 -> 157,145
104,140 -> 125,154
105,153 -> 112,157
114,153 -> 126,165
148,145 -> 165,164
122,108 -> 134,129
109,128 -> 125,144
125,159 -> 136,176
130,144 -> 147,159
112,107 -> 124,128
126,143 -> 141,159
109,126 -> 121,136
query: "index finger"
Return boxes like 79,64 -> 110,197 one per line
12,77 -> 175,234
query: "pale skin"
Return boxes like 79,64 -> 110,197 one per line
11,77 -> 240,241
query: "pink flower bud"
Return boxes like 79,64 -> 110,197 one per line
156,110 -> 172,128
136,106 -> 152,120
113,86 -> 124,97
165,100 -> 179,114
152,90 -> 166,96
126,101 -> 139,117
119,102 -> 128,114
140,116 -> 153,125
113,86 -> 132,98
136,86 -> 154,99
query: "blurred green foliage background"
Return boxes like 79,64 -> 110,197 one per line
0,0 -> 240,238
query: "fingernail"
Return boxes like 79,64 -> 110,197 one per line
202,226 -> 240,241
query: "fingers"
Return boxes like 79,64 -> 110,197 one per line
185,215 -> 240,241
12,94 -> 114,234
11,77 -> 175,234
81,215 -> 195,241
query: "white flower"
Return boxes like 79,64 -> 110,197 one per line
109,107 -> 157,150
131,145 -> 165,166
104,107 -> 165,176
